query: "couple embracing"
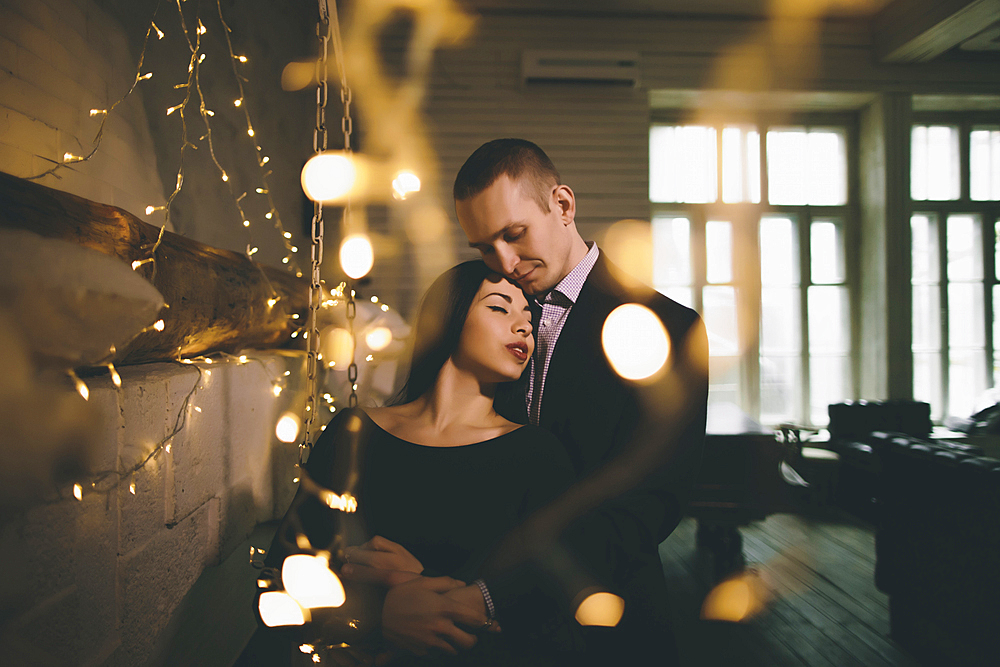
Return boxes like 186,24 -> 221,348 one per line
261,139 -> 709,666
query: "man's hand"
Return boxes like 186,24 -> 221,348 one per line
381,577 -> 487,656
342,536 -> 423,587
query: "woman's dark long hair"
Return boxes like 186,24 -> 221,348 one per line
388,260 -> 497,405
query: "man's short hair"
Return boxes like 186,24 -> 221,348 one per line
453,138 -> 561,212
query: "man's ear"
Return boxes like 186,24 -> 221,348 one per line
553,184 -> 576,225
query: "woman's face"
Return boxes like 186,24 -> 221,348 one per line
453,273 -> 534,383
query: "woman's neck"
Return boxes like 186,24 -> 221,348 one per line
413,359 -> 497,432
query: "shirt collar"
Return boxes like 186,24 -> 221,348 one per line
539,242 -> 598,305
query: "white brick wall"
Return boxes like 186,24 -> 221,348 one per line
0,353 -> 304,666
0,0 -> 166,228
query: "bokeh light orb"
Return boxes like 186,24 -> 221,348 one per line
275,412 -> 301,443
259,591 -> 309,627
601,304 -> 670,381
301,152 -> 356,202
574,592 -> 625,627
340,234 -> 374,279
282,554 -> 346,609
392,170 -> 421,200
320,326 -> 355,368
365,326 -> 393,352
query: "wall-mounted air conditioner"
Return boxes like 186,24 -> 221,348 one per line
521,50 -> 641,87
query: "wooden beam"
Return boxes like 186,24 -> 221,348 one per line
873,0 -> 1000,63
0,171 -> 310,365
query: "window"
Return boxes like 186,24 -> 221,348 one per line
650,120 -> 854,427
910,118 -> 1000,420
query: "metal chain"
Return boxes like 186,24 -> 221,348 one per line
300,0 -> 331,465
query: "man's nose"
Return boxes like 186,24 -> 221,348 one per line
495,245 -> 519,276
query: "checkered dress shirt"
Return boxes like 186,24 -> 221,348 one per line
525,242 -> 599,425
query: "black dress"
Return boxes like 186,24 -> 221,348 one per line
261,408 -> 578,666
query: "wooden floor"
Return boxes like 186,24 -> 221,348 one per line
660,511 -> 922,667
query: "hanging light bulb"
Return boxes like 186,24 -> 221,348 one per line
301,151 -> 356,202
275,412 -> 301,443
339,234 -> 374,279
281,554 -> 346,608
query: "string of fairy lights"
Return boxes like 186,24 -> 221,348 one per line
40,0 -> 398,511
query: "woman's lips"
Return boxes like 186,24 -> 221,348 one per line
506,343 -> 528,361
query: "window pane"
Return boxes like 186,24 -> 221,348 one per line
760,216 -> 799,286
948,283 -> 985,349
721,127 -> 761,204
808,286 -> 849,354
703,286 -> 739,357
911,125 -> 960,201
912,285 -> 941,351
660,287 -> 694,308
650,125 -> 717,203
767,127 -> 847,205
652,216 -> 691,289
949,348 -> 987,418
810,355 -> 849,426
913,351 -> 943,421
970,127 -> 1000,201
761,287 -> 801,353
911,214 -> 940,283
706,220 -> 733,284
811,220 -> 845,284
760,355 -> 800,424
947,214 -> 983,281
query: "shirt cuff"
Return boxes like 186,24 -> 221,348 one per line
472,578 -> 496,619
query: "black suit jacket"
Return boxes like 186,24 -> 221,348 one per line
489,250 -> 708,644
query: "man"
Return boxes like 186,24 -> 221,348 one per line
347,139 -> 708,664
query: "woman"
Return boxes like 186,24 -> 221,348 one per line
258,260 -> 577,666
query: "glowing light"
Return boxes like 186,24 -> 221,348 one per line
283,231 -> 291,239
139,72 -> 152,80
165,443 -> 172,454
198,53 -> 206,63
166,104 -> 182,116
392,170 -> 421,200
300,644 -> 315,654
340,234 -> 374,280
282,257 -> 289,264
129,480 -> 136,495
247,127 -> 255,138
283,371 -> 291,376
243,220 -> 250,227
73,483 -> 83,500
601,304 -> 670,381
153,319 -> 165,331
238,355 -> 248,363
145,205 -> 156,215
273,385 -> 282,397
291,246 -> 298,253
238,55 -> 248,63
197,22 -> 206,35
365,354 -> 373,362
248,246 -> 258,256
275,413 -> 301,443
282,554 -> 346,609
370,296 -> 378,303
90,109 -> 106,116
152,22 -> 164,39
292,314 -> 300,320
259,591 -> 309,627
363,326 -> 392,352
204,370 -> 211,377
267,298 -> 278,307
301,152 -> 357,202
321,327 -> 355,368
73,375 -> 90,401
261,156 -> 269,164
312,655 -> 321,664
204,109 -> 214,116
234,98 -> 243,107
256,188 -> 267,194
63,152 -> 76,161
221,172 -> 229,182
701,571 -> 767,622
108,364 -> 122,389
322,491 -> 358,513
266,212 -> 274,220
194,406 -> 202,413
381,304 -> 389,312
575,592 -> 625,627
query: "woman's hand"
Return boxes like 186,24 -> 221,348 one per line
341,536 -> 423,587
381,577 -> 485,656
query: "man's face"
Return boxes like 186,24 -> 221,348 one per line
456,175 -> 576,296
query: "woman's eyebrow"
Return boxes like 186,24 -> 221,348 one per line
481,292 -> 513,303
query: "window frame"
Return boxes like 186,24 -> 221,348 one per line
910,111 -> 1000,419
649,111 -> 860,427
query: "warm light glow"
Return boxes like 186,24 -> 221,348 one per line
73,483 -> 83,501
575,592 -> 625,627
381,304 -> 389,312
273,385 -> 283,397
145,205 -> 156,215
238,55 -> 248,63
108,364 -> 122,389
321,327 -> 355,368
700,570 -> 768,623
322,491 -> 358,513
152,22 -> 164,39
283,231 -> 291,239
153,319 -> 165,331
365,327 -> 393,351
234,98 -> 242,107
129,481 -> 136,495
267,298 -> 278,308
139,72 -> 152,80
392,170 -> 421,200
63,152 -> 76,161
339,234 -> 374,279
247,127 -> 255,138
282,554 -> 346,609
73,375 -> 90,401
301,152 -> 357,202
165,443 -> 172,454
239,355 -> 248,364
275,413 -> 301,443
243,220 -> 250,227
221,172 -> 229,182
90,109 -> 106,116
602,304 -> 670,381
365,354 -> 373,362
300,644 -> 315,654
259,591 -> 309,627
